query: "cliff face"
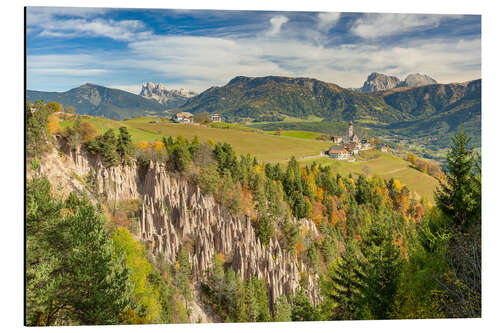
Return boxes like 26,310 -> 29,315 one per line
30,144 -> 321,306
359,72 -> 402,92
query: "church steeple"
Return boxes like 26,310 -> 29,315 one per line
348,121 -> 354,139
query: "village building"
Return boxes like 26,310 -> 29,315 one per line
172,112 -> 194,123
345,142 -> 359,155
380,144 -> 390,152
328,121 -> 367,159
348,121 -> 360,143
331,136 -> 343,144
327,145 -> 350,160
360,139 -> 371,150
209,113 -> 222,122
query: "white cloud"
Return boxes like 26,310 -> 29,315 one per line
27,7 -> 108,26
27,7 -> 151,41
26,9 -> 480,93
351,13 -> 452,39
317,12 -> 341,31
124,33 -> 480,91
266,15 -> 289,37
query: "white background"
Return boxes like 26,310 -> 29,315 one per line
1,0 -> 498,332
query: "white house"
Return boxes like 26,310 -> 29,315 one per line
209,114 -> 222,122
332,136 -> 343,144
380,144 -> 389,152
172,112 -> 194,123
328,145 -> 350,160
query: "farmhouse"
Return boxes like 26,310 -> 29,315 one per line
209,113 -> 222,122
360,139 -> 371,150
345,142 -> 359,155
380,144 -> 390,152
172,112 -> 194,123
327,145 -> 350,160
332,136 -> 343,144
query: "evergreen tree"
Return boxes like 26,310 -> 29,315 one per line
357,222 -> 402,319
174,247 -> 193,308
171,144 -> 192,173
117,126 -> 134,165
326,241 -> 363,320
435,130 -> 480,231
26,177 -> 130,325
209,254 -> 225,305
291,289 -> 318,321
274,295 -> 292,322
26,100 -> 50,157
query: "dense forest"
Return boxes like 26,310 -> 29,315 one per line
26,101 -> 481,325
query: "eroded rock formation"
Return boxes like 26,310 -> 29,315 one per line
29,145 -> 321,306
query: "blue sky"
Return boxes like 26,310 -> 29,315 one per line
26,7 -> 481,93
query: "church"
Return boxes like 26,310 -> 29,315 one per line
327,121 -> 370,160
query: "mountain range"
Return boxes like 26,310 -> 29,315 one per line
356,72 -> 438,93
139,82 -> 197,109
27,83 -> 167,120
26,74 -> 481,147
178,75 -> 479,124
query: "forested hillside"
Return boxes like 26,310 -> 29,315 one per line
27,83 -> 166,120
26,101 -> 481,325
180,76 -> 481,148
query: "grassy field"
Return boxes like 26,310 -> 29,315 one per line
60,117 -> 331,162
280,130 -> 323,140
298,150 -> 439,204
59,116 -> 438,203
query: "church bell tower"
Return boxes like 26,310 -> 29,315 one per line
348,121 -> 354,140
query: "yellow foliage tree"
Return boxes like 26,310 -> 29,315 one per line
47,113 -> 60,135
153,141 -> 165,153
112,228 -> 162,323
78,121 -> 97,141
392,179 -> 403,192
136,141 -> 150,152
407,153 -> 417,165
46,101 -> 61,113
253,164 -> 262,174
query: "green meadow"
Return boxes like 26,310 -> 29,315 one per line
60,116 -> 438,203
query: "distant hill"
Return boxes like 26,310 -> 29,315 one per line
381,79 -> 481,148
179,75 -> 478,123
139,82 -> 197,109
357,72 -> 438,92
178,75 -> 480,148
27,83 -> 167,120
179,75 -> 406,123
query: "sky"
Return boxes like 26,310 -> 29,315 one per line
26,7 -> 481,94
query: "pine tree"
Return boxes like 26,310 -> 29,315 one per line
274,295 -> 292,322
117,126 -> 134,165
326,241 -> 364,320
291,289 -> 318,321
25,177 -> 131,325
357,222 -> 402,319
174,247 -> 193,309
435,130 -> 480,231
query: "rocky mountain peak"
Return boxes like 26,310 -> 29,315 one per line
402,73 -> 438,87
358,72 -> 438,92
359,72 -> 402,92
140,82 -> 197,105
